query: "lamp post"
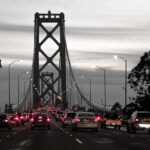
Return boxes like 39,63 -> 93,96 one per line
81,75 -> 92,109
8,60 -> 21,106
17,71 -> 29,106
114,55 -> 127,107
0,59 -> 2,68
95,66 -> 106,110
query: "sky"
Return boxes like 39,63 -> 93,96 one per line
1,0 -> 150,111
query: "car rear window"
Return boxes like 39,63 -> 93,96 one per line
34,113 -> 47,118
57,111 -> 63,114
138,113 -> 150,118
78,113 -> 95,118
0,114 -> 7,120
67,113 -> 76,118
105,114 -> 118,119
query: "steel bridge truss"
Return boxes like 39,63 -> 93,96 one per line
33,11 -> 67,108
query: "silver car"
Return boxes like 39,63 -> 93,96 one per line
71,112 -> 99,131
127,111 -> 150,133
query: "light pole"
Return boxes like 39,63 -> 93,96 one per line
114,55 -> 127,107
8,60 -> 21,106
95,66 -> 106,110
0,59 -> 2,68
81,75 -> 92,109
18,71 -> 29,106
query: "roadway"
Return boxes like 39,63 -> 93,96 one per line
0,120 -> 150,150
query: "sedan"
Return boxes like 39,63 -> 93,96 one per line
30,112 -> 51,130
71,112 -> 99,131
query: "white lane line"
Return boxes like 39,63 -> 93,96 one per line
12,131 -> 18,135
75,139 -> 83,144
6,135 -> 10,138
70,134 -> 73,137
65,131 -> 69,134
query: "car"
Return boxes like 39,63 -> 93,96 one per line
0,113 -> 13,131
62,112 -> 76,128
71,112 -> 100,131
8,114 -> 21,127
30,112 -> 51,130
101,113 -> 122,130
55,111 -> 65,121
127,111 -> 150,134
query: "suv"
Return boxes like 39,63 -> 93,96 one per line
127,111 -> 150,134
0,113 -> 13,131
30,112 -> 51,130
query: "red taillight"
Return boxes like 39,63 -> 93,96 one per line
135,118 -> 139,122
20,116 -> 23,119
15,117 -> 19,120
46,118 -> 50,122
94,117 -> 100,122
4,119 -> 8,123
30,118 -> 34,123
74,118 -> 80,123
38,116 -> 43,119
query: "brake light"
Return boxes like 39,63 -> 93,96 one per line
94,117 -> 100,122
38,116 -> 42,119
30,118 -> 34,123
74,118 -> 80,123
15,117 -> 19,120
4,119 -> 8,123
20,116 -> 23,119
46,118 -> 50,122
135,118 -> 139,122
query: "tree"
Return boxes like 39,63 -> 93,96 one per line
128,51 -> 150,110
111,102 -> 122,114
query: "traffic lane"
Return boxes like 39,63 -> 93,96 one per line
0,122 -> 86,150
0,125 -> 27,141
63,126 -> 150,150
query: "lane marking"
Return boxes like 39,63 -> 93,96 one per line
6,135 -> 10,138
70,134 -> 73,137
65,131 -> 69,134
0,139 -> 2,142
75,139 -> 83,144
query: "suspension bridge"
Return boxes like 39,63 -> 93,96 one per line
12,11 -> 106,113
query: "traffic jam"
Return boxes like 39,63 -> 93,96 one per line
0,107 -> 150,134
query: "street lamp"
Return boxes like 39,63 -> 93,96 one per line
18,71 -> 30,106
0,59 -> 2,68
95,66 -> 106,110
81,75 -> 92,109
114,55 -> 127,107
8,60 -> 22,106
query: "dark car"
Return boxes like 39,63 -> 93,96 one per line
62,112 -> 76,128
55,111 -> 65,121
127,111 -> 150,134
30,112 -> 51,130
0,113 -> 13,131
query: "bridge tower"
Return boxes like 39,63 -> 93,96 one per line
33,11 -> 67,108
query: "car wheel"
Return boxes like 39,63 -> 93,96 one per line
117,125 -> 121,130
126,125 -> 131,133
148,130 -> 150,134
